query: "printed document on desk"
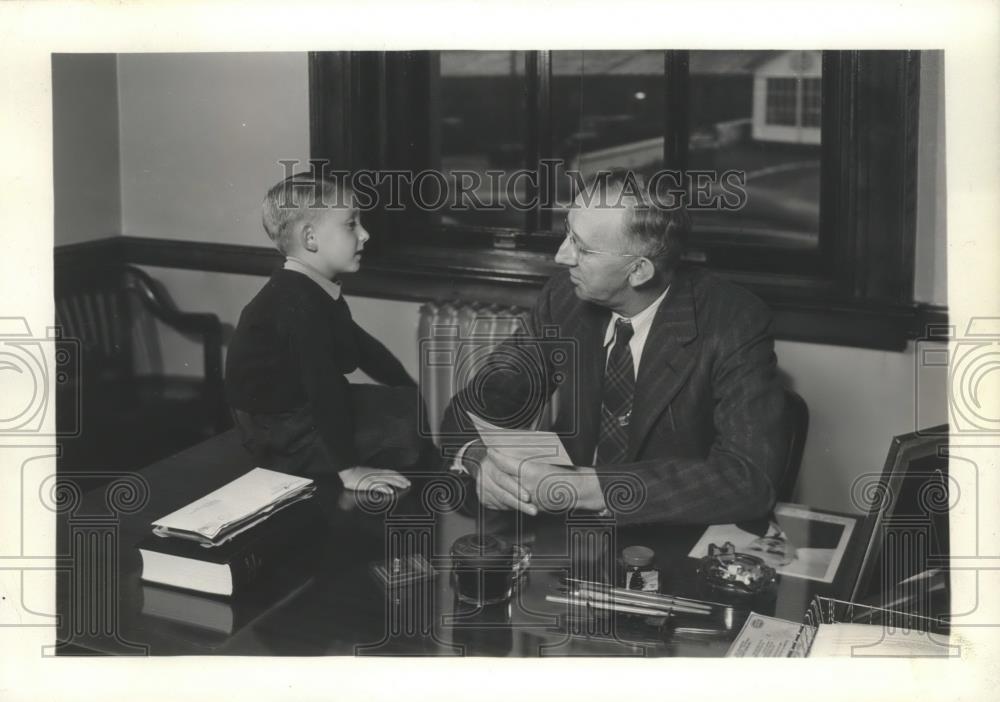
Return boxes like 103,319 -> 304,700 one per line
151,467 -> 316,546
466,412 -> 574,466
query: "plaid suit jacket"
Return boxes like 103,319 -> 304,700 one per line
439,264 -> 788,525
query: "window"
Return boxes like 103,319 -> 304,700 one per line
764,76 -> 823,130
550,50 -> 667,219
690,51 -> 823,251
437,51 -> 528,231
766,78 -> 798,126
802,78 -> 822,127
309,50 -> 927,350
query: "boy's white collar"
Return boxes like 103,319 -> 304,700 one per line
283,256 -> 342,300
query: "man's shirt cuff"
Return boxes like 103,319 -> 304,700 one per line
449,440 -> 476,475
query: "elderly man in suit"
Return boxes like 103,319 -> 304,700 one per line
439,171 -> 788,525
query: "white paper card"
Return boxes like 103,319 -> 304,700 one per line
466,411 -> 574,466
726,612 -> 806,657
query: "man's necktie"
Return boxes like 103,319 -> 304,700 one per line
595,318 -> 634,465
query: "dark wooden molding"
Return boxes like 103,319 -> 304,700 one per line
308,53 -> 352,170
55,236 -> 947,351
119,236 -> 284,277
823,50 -> 860,297
526,51 -> 553,234
663,50 -> 690,173
848,50 -> 921,303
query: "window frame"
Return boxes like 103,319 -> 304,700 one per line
308,49 -> 932,350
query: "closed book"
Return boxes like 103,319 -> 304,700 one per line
138,497 -> 324,597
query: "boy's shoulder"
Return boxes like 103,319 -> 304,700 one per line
241,269 -> 316,320
263,267 -> 327,300
240,268 -> 349,330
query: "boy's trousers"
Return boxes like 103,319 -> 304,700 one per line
231,384 -> 434,479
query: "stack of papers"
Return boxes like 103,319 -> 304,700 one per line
151,468 -> 316,547
727,612 -> 954,658
806,622 -> 954,657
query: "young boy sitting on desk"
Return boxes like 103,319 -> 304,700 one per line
225,173 -> 429,494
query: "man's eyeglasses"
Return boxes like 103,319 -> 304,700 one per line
562,220 -> 663,259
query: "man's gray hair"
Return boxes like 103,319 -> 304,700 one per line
584,168 -> 691,272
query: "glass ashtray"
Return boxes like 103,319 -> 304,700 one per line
449,534 -> 532,606
512,543 -> 531,581
696,542 -> 776,596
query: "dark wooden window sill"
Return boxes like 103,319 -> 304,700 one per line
56,236 -> 947,351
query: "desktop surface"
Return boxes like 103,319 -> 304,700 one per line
54,429 -> 866,657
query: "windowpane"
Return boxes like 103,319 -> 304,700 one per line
802,78 -> 822,127
766,78 -> 798,126
437,51 -> 528,230
689,50 -> 822,249
550,50 -> 666,217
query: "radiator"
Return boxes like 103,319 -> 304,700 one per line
418,300 -> 555,444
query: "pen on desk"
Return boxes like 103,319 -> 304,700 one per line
561,578 -> 715,614
555,587 -> 713,617
545,593 -> 671,619
670,626 -> 733,638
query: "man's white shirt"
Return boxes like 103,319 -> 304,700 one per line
601,284 -> 670,377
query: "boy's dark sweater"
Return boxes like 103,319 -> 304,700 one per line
225,268 -> 415,471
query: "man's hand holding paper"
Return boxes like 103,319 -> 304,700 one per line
465,412 -> 574,466
465,440 -> 538,516
464,412 -> 606,516
489,450 -> 607,513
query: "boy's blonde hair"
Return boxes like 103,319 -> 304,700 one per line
261,173 -> 348,254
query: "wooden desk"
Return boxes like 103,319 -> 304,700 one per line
54,430 -> 866,656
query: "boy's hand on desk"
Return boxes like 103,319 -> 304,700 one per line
338,467 -> 411,494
